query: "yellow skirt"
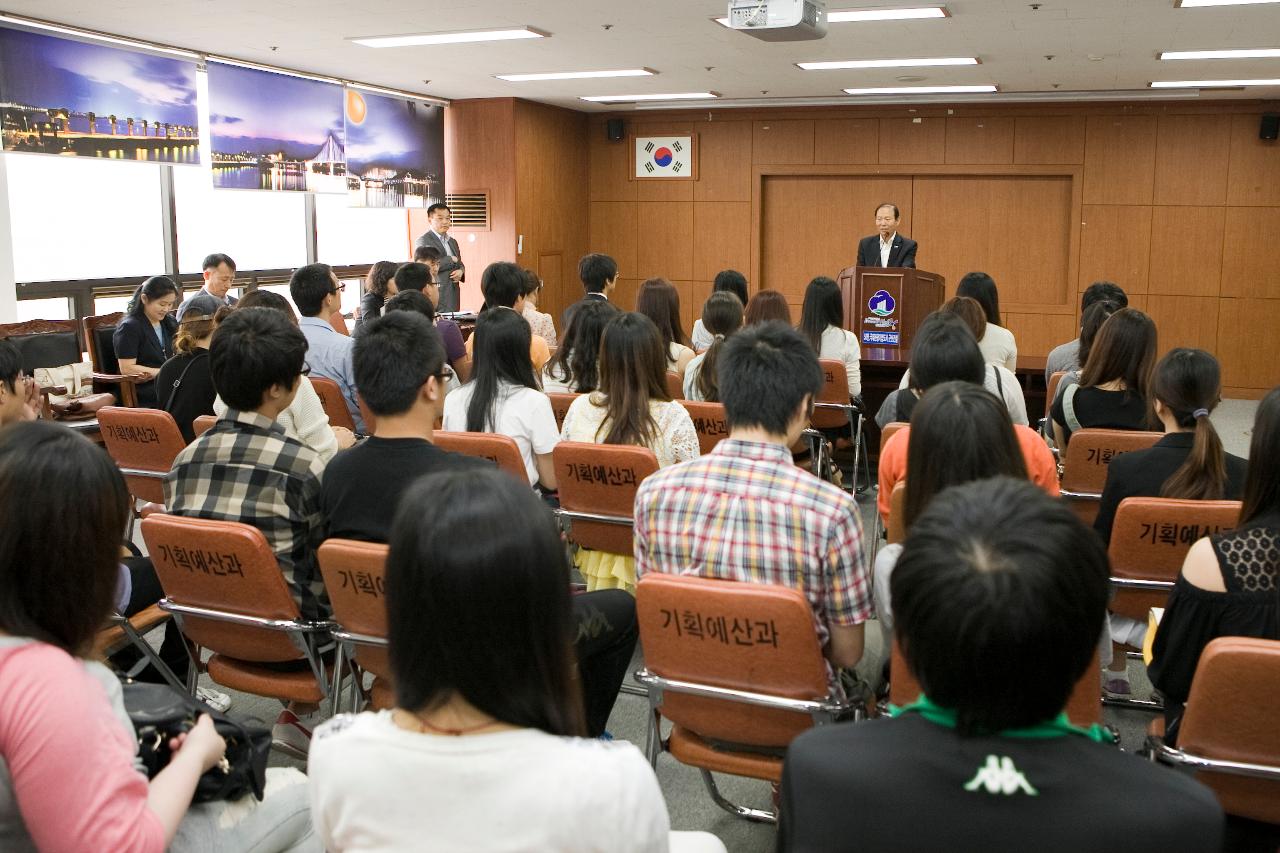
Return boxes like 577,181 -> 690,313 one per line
575,549 -> 635,595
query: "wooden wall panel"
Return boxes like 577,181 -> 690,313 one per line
1145,295 -> 1220,356
944,116 -> 1015,165
693,202 -> 751,282
1147,207 -> 1225,296
1004,312 -> 1078,359
752,120 -> 815,164
611,278 -> 643,315
689,280 -> 715,332
587,202 -> 638,278
635,202 -> 694,281
1154,115 -> 1230,207
879,117 -> 945,164
1014,116 -> 1086,164
1218,298 -> 1280,391
695,121 -> 753,202
1078,205 -> 1152,295
588,124 -> 637,202
1221,207 -> 1280,299
1226,113 -> 1280,206
814,118 -> 879,164
759,175 -> 913,301
911,175 -> 1072,307
1083,115 -> 1156,205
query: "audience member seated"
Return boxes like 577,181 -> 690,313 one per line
1046,299 -> 1123,416
683,291 -> 743,402
779,477 -> 1222,853
743,289 -> 792,326
562,252 -> 618,331
443,307 -> 559,493
955,271 -> 1017,372
309,469 -> 723,853
290,262 -> 366,434
386,267 -> 470,382
1051,308 -> 1156,447
155,309 -> 219,443
872,382 -> 1031,642
890,297 -> 1028,426
877,314 -> 1058,520
798,275 -> 862,398
634,322 -> 871,685
562,312 -> 698,592
0,421 -> 316,852
175,253 -> 238,322
113,275 -> 180,408
166,307 -> 329,752
212,291 -> 353,463
692,269 -> 749,351
355,260 -> 399,328
1045,281 -> 1128,383
521,267 -> 557,349
465,262 -> 550,373
0,340 -> 40,427
635,278 -> 695,376
542,299 -> 618,394
412,243 -> 442,275
1150,385 -> 1280,743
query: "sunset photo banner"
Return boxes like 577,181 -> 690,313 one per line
344,89 -> 444,209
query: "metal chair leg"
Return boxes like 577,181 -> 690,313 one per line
120,617 -> 186,692
699,770 -> 777,824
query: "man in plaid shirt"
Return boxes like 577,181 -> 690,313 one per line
634,322 -> 871,677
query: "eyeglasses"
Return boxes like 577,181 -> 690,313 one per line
329,282 -> 347,295
301,362 -> 312,377
437,364 -> 456,383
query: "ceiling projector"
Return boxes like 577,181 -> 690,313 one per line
727,0 -> 828,41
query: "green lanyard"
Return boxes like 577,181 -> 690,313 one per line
891,695 -> 1113,743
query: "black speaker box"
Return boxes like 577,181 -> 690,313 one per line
1262,113 -> 1279,141
606,119 -> 624,142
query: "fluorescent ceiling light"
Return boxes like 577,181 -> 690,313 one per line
496,69 -> 654,82
580,92 -> 719,103
1160,48 -> 1280,59
1151,78 -> 1280,87
208,58 -> 342,85
715,5 -> 947,26
1176,0 -> 1280,6
351,27 -> 546,48
798,57 -> 977,70
0,14 -> 199,57
843,84 -> 997,94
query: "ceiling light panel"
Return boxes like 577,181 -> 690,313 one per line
1160,48 -> 1280,59
496,69 -> 655,82
842,84 -> 998,94
1150,78 -> 1280,86
580,92 -> 719,103
1175,0 -> 1280,6
798,57 -> 977,70
351,27 -> 546,48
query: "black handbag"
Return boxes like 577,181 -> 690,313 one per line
122,681 -> 272,803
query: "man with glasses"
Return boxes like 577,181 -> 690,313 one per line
289,262 -> 365,434
176,253 -> 239,322
0,340 -> 41,427
413,203 -> 464,313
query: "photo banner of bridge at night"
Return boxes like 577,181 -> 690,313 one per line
207,61 -> 346,193
345,89 -> 444,209
0,26 -> 199,162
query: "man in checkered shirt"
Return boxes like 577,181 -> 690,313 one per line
633,321 -> 872,679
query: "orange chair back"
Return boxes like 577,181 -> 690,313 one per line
356,393 -> 377,435
890,639 -> 1102,725
879,421 -> 907,456
665,371 -> 684,400
637,573 -> 832,747
1046,371 -> 1067,420
1178,637 -> 1280,823
98,406 -> 187,504
555,441 -> 658,554
310,376 -> 357,432
317,539 -> 391,681
547,392 -> 581,431
1060,429 -> 1163,525
679,400 -> 729,456
812,358 -> 852,430
191,415 -> 217,438
432,431 -> 527,482
141,514 -> 306,664
886,481 -> 907,545
1108,497 -> 1240,621
329,310 -> 350,336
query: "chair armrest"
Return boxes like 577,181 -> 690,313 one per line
92,372 -> 143,384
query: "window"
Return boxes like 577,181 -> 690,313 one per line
173,164 -> 308,273
5,154 -> 166,283
15,296 -> 71,321
315,193 -> 410,267
94,294 -> 134,315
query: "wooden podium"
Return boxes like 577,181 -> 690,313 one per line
836,266 -> 945,350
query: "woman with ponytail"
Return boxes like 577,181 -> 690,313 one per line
683,292 -> 743,402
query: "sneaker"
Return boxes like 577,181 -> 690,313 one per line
1103,676 -> 1132,699
272,708 -> 323,758
196,686 -> 232,713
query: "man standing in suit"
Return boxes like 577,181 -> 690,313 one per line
413,203 -> 465,312
856,203 -> 917,269
175,253 -> 238,322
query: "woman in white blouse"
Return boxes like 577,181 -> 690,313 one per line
956,271 -> 1017,372
561,312 -> 698,592
797,276 -> 861,397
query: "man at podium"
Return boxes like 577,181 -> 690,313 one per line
856,203 -> 917,268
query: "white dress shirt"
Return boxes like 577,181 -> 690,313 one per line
879,233 -> 897,267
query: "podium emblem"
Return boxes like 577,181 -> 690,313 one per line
869,289 -> 896,317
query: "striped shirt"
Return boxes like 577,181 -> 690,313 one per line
164,409 -> 329,619
633,439 -> 871,651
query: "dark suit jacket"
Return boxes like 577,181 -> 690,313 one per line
1093,432 -> 1249,544
857,233 -> 917,268
112,312 -> 177,407
561,292 -> 611,333
414,229 -> 465,312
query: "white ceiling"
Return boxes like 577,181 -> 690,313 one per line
7,0 -> 1280,110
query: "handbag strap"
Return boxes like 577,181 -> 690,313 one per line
1062,382 -> 1083,435
163,351 -> 207,413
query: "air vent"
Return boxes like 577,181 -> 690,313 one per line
445,191 -> 490,230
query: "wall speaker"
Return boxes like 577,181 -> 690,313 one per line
1262,113 -> 1280,141
606,119 -> 624,142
